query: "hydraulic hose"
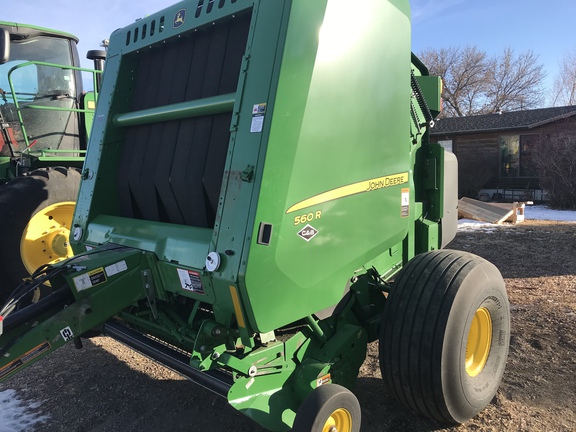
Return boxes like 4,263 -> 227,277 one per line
2,286 -> 73,333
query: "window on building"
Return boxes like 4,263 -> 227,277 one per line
499,134 -> 538,178
519,135 -> 538,177
500,136 -> 519,177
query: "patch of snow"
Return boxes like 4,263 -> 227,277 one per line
0,389 -> 48,432
457,219 -> 497,233
524,205 -> 576,222
458,205 -> 575,232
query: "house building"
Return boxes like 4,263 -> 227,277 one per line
430,105 -> 576,202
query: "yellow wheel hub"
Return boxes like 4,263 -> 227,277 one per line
323,408 -> 352,432
20,202 -> 75,274
465,307 -> 492,377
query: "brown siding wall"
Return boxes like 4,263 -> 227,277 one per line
453,133 -> 500,196
532,117 -> 576,136
432,116 -> 576,199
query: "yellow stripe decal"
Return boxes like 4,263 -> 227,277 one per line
229,285 -> 246,328
286,172 -> 409,214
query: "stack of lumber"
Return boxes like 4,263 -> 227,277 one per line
458,197 -> 525,224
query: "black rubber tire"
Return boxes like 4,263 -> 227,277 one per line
379,250 -> 510,424
292,384 -> 361,432
0,167 -> 80,304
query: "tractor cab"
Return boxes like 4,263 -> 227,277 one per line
0,23 -> 103,177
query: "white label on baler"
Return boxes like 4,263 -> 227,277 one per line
72,268 -> 107,291
401,188 -> 410,218
316,373 -> 331,387
177,269 -> 204,294
73,273 -> 92,291
60,326 -> 74,342
250,103 -> 266,133
105,260 -> 128,277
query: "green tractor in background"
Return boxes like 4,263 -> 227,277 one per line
0,22 -> 104,301
0,2 -> 511,431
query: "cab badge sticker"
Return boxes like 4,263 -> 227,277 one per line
174,9 -> 186,28
297,224 -> 319,242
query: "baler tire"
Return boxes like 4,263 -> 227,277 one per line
0,167 -> 80,305
292,384 -> 361,432
379,250 -> 510,425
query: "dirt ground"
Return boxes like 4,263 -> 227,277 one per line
1,220 -> 575,431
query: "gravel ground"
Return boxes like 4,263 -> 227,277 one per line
1,220 -> 575,431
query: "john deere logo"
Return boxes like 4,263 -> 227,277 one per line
297,224 -> 319,242
174,9 -> 186,28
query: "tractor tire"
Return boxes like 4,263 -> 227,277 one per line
379,250 -> 510,425
292,384 -> 361,432
0,167 -> 80,305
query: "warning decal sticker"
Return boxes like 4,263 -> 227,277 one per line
177,269 -> 205,294
0,342 -> 51,380
250,103 -> 266,133
401,188 -> 410,218
316,373 -> 331,387
73,267 -> 107,292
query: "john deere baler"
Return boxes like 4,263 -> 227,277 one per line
0,1 -> 510,431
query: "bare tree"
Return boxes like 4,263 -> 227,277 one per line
551,49 -> 576,106
419,46 -> 488,117
418,46 -> 546,117
533,133 -> 576,209
484,48 -> 546,112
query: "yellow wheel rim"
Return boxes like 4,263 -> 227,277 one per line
323,408 -> 352,432
465,307 -> 492,377
20,202 -> 75,275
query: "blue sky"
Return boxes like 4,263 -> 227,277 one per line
410,0 -> 575,93
2,0 -> 176,69
2,0 -> 574,98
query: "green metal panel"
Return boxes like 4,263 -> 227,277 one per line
71,52 -> 130,225
416,75 -> 443,117
82,91 -> 97,138
243,0 -> 413,332
72,0 -> 293,331
0,248 -> 148,381
206,0 -> 294,328
84,215 -> 212,270
72,0 -> 258,238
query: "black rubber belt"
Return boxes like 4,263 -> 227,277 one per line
102,319 -> 233,398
